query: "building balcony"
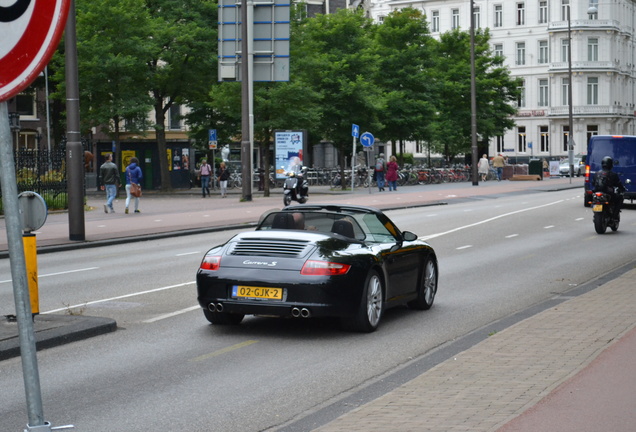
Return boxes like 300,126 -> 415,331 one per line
549,60 -> 618,72
548,105 -> 635,117
548,19 -> 622,33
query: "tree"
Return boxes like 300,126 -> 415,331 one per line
430,29 -> 520,163
373,8 -> 436,163
143,0 -> 217,190
293,9 -> 383,177
74,0 -> 153,166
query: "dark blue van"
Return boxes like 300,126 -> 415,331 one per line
584,135 -> 636,206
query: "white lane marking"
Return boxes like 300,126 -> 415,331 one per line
420,200 -> 564,241
575,217 -> 584,221
456,245 -> 472,250
43,281 -> 196,314
544,225 -> 555,229
0,267 -> 99,284
505,234 -> 519,238
176,251 -> 200,256
143,305 -> 200,323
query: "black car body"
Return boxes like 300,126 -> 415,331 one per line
196,204 -> 438,332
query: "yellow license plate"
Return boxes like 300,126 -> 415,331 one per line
232,285 -> 283,300
592,204 -> 603,212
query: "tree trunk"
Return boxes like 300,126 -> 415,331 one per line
154,96 -> 171,191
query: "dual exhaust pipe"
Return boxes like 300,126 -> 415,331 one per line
208,302 -> 224,313
291,307 -> 311,318
208,303 -> 311,318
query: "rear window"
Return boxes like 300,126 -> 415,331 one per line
589,137 -> 636,168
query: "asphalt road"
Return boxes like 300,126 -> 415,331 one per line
1,187 -> 634,431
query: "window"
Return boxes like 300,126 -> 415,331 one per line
562,77 -> 570,105
517,79 -> 526,107
169,104 -> 182,130
473,6 -> 481,28
517,3 -> 525,25
561,38 -> 569,63
539,79 -> 549,107
16,91 -> 36,118
494,43 -> 504,58
518,126 -> 527,152
516,42 -> 526,66
431,10 -> 439,32
588,38 -> 598,61
587,77 -> 599,104
494,5 -> 503,27
540,126 -> 550,153
563,125 -> 570,152
561,0 -> 570,21
496,135 -> 504,153
538,40 -> 549,64
539,1 -> 548,24
451,9 -> 459,30
588,0 -> 598,19
587,124 -> 598,144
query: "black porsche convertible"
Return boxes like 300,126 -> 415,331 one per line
196,204 -> 438,332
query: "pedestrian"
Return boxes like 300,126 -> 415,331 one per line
374,153 -> 387,191
99,153 -> 119,213
124,157 -> 143,214
478,154 -> 490,182
218,162 -> 230,198
492,153 -> 505,181
386,155 -> 399,191
199,158 -> 212,198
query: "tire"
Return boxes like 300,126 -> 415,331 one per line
283,193 -> 292,207
593,211 -> 607,234
203,308 -> 244,325
341,270 -> 383,333
408,257 -> 438,310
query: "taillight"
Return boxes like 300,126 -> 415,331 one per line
200,255 -> 221,271
300,260 -> 351,276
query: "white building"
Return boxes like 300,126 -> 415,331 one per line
367,0 -> 636,162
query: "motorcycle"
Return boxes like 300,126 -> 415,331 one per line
283,166 -> 308,207
591,179 -> 631,234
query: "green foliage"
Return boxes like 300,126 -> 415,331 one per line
374,9 -> 436,147
292,9 -> 383,162
430,29 -> 520,162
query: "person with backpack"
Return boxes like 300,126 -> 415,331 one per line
374,153 -> 387,191
594,156 -> 626,219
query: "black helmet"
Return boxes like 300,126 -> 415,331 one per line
601,156 -> 613,170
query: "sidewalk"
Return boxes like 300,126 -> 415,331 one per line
4,176 -> 635,431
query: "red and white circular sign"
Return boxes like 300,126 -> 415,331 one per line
0,0 -> 71,101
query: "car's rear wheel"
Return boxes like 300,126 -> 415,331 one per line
408,257 -> 437,310
341,270 -> 383,333
203,308 -> 244,325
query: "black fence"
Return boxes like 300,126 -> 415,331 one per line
0,148 -> 68,215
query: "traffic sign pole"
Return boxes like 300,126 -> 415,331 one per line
0,102 -> 48,430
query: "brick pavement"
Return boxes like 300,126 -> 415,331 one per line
313,266 -> 636,432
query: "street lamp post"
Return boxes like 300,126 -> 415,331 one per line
567,5 -> 574,184
470,0 -> 478,186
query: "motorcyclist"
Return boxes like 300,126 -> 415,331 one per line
291,164 -> 309,198
593,156 -> 625,219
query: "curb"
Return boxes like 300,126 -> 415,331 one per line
0,314 -> 117,361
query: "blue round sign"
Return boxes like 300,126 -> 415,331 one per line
360,132 -> 374,147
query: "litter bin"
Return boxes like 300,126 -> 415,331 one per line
529,159 -> 543,179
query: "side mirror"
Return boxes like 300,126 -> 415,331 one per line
402,231 -> 418,241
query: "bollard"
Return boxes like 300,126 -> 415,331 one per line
23,233 -> 39,317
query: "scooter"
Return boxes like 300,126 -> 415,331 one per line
591,179 -> 630,234
283,166 -> 308,207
